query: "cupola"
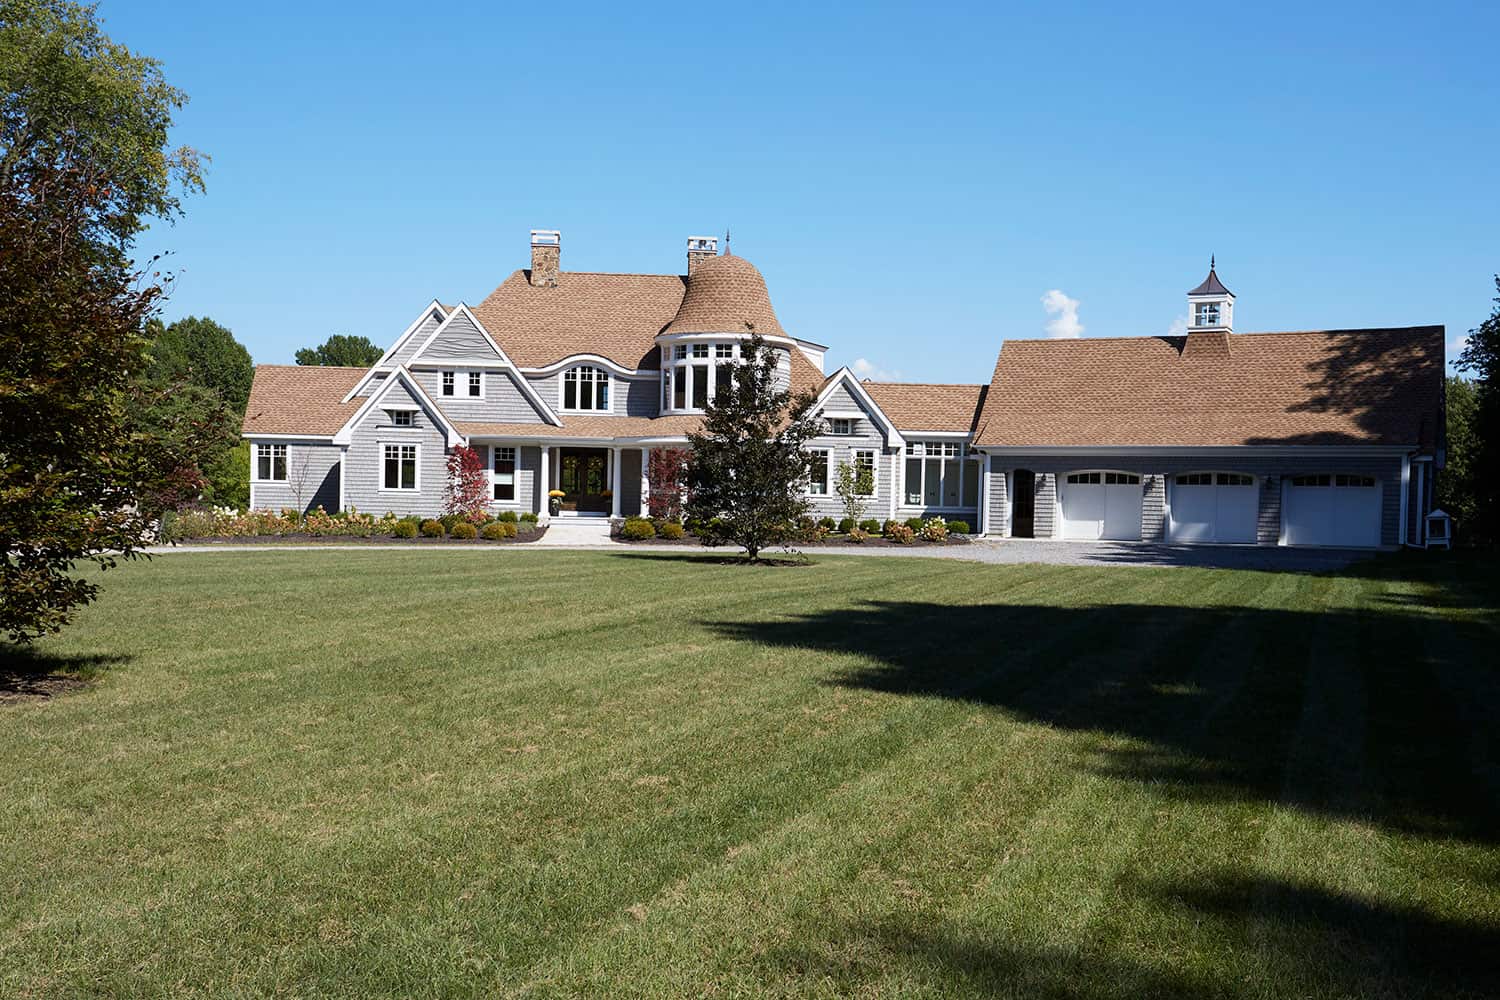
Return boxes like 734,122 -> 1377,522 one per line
1186,256 -> 1234,333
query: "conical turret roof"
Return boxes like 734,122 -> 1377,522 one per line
663,253 -> 786,337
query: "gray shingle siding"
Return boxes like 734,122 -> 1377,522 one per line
412,369 -> 546,423
525,370 -> 658,418
803,428 -> 891,521
988,463 -> 1009,536
984,452 -> 1405,546
342,380 -> 451,517
250,442 -> 341,513
621,449 -> 643,514
479,443 -> 539,514
413,312 -> 499,361
387,312 -> 443,368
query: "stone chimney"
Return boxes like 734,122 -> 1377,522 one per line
686,235 -> 719,274
530,230 -> 561,287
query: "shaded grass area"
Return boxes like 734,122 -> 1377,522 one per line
1,550 -> 1497,998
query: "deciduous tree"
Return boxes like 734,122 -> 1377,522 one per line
443,445 -> 489,523
685,335 -> 820,561
1455,276 -> 1500,543
295,334 -> 383,368
647,447 -> 690,521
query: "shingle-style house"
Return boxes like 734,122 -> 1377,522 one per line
243,233 -> 1445,548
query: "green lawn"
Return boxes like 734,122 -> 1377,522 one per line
2,550 -> 1498,998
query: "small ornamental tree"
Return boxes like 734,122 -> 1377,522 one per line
647,447 -> 690,521
833,459 -> 875,527
443,445 -> 489,523
684,335 -> 821,561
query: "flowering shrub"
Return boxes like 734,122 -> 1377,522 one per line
920,516 -> 949,542
848,527 -> 869,543
886,524 -> 915,544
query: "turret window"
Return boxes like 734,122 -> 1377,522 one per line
664,340 -> 742,413
563,366 -> 609,411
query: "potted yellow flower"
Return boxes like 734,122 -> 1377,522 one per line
548,489 -> 565,516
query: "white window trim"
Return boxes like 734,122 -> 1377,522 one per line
900,440 -> 982,511
387,408 -> 417,428
852,448 -> 877,496
560,365 -> 614,414
252,443 -> 288,482
380,442 -> 421,493
441,371 -> 456,397
827,417 -> 854,436
807,448 -> 832,496
466,371 -> 485,399
662,340 -> 744,414
490,444 -> 519,504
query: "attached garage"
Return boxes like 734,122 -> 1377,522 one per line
1283,474 -> 1382,547
1059,471 -> 1142,540
1168,472 -> 1258,544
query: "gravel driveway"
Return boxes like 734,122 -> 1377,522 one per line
799,538 -> 1380,572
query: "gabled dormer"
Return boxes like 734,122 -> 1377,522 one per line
1187,257 -> 1234,334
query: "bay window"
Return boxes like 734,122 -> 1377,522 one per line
665,340 -> 745,412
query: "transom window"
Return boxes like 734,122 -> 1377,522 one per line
1176,472 -> 1213,486
1194,302 -> 1221,327
828,417 -> 853,435
808,449 -> 830,495
1066,471 -> 1140,485
1218,473 -> 1253,486
468,371 -> 483,397
390,409 -> 414,427
563,365 -> 610,411
714,344 -> 734,359
255,443 -> 286,481
382,444 -> 418,491
1336,474 -> 1375,488
854,449 -> 876,495
492,446 -> 516,501
1289,474 -> 1374,488
441,371 -> 455,396
904,441 -> 980,508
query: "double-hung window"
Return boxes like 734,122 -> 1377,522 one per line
383,444 -> 418,491
807,450 -> 830,495
828,418 -> 853,435
853,449 -> 876,495
468,371 -> 483,397
667,341 -> 741,412
492,447 -> 516,501
256,443 -> 287,481
441,371 -> 455,396
563,366 -> 609,411
390,410 -> 414,427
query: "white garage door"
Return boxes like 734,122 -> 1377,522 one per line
1283,474 -> 1382,547
1169,472 -> 1258,544
1060,471 -> 1142,540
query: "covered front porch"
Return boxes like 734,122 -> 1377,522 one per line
467,439 -> 671,520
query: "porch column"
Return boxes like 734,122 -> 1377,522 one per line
640,448 -> 652,518
538,445 -> 550,518
610,446 -> 622,517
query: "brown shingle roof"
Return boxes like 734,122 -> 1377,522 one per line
242,365 -> 366,436
471,271 -> 686,369
973,326 -> 1444,448
663,253 -> 787,338
863,381 -> 987,433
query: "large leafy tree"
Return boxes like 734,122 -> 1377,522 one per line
685,335 -> 821,561
145,315 -> 253,414
1,1 -> 208,640
0,0 -> 205,250
1454,276 -> 1500,543
1438,376 -> 1479,533
296,334 -> 383,368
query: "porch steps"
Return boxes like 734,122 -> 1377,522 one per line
531,517 -> 616,548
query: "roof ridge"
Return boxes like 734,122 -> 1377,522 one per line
865,380 -> 985,388
1003,325 -> 1442,346
254,364 -> 370,371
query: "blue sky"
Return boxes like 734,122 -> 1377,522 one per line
107,0 -> 1496,380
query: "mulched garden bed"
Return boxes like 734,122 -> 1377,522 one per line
617,533 -> 971,548
172,526 -> 548,546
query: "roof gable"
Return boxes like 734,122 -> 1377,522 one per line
810,369 -> 903,446
973,326 -> 1445,449
333,366 -> 467,448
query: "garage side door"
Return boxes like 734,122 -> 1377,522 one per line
1283,474 -> 1381,547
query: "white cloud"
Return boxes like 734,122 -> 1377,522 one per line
1167,314 -> 1188,336
1449,334 -> 1470,356
850,357 -> 902,381
1041,289 -> 1084,339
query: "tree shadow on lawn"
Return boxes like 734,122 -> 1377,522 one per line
0,645 -> 128,703
768,874 -> 1500,999
703,586 -> 1500,848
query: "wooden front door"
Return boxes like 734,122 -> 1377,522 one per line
558,448 -> 610,513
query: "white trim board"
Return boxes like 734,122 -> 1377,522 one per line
809,368 -> 904,448
332,366 -> 467,448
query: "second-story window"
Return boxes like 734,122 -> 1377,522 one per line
563,365 -> 609,411
441,371 -> 455,396
468,372 -> 482,397
390,410 -> 414,427
828,418 -> 853,435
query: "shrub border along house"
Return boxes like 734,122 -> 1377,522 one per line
161,506 -> 545,544
609,515 -> 968,548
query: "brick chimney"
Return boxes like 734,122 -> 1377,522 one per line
530,230 -> 560,287
686,235 -> 718,274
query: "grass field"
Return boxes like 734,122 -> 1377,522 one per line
2,549 -> 1498,998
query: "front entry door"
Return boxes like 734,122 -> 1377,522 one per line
1013,470 -> 1035,538
558,448 -> 610,513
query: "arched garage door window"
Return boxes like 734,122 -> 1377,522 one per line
1059,471 -> 1141,541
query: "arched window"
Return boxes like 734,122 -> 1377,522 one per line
563,365 -> 609,411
